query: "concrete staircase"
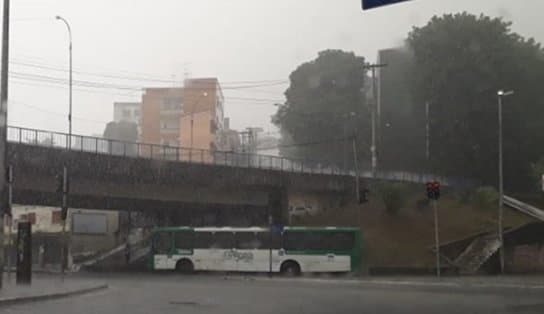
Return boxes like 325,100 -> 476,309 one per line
453,234 -> 501,274
73,229 -> 152,271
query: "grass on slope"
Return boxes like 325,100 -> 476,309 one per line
298,193 -> 535,268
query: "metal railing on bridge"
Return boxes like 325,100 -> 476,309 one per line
7,126 -> 349,176
7,126 -> 476,187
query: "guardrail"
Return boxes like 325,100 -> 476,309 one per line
6,125 -> 475,186
7,126 -> 350,176
503,195 -> 544,221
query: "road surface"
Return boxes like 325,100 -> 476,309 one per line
2,273 -> 544,313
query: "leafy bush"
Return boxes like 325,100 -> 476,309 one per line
471,186 -> 499,211
376,182 -> 409,215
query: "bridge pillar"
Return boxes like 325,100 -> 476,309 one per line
268,188 -> 288,225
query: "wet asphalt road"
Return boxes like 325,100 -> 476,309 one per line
2,273 -> 544,314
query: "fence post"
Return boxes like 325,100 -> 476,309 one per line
258,155 -> 261,168
176,147 -> 179,161
80,136 -> 83,151
200,150 -> 204,163
18,127 -> 21,143
124,142 -> 127,157
163,145 -> 166,160
224,151 -> 228,166
136,143 -> 140,158
150,145 -> 154,159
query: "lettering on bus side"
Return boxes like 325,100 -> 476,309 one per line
223,250 -> 254,262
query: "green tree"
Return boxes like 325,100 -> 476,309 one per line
272,50 -> 370,168
471,186 -> 499,211
376,182 -> 409,215
407,13 -> 544,190
103,121 -> 138,155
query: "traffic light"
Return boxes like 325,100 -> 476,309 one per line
426,181 -> 441,200
426,182 -> 434,200
433,181 -> 440,200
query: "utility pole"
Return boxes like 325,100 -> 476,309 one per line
352,136 -> 361,226
55,16 -> 72,150
425,101 -> 430,160
497,90 -> 513,275
6,165 -> 12,281
433,199 -> 440,277
364,63 -> 387,177
61,166 -> 69,281
0,0 -> 11,290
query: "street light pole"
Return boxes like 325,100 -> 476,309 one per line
0,0 -> 10,290
497,89 -> 514,275
363,63 -> 387,177
55,16 -> 72,149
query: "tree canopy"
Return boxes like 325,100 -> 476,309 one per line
272,50 -> 370,168
406,13 -> 544,189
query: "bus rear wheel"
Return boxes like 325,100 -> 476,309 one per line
280,261 -> 301,276
175,259 -> 194,274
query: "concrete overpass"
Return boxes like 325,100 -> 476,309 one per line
7,126 -> 357,225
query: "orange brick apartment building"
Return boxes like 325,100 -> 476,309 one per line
140,78 -> 226,151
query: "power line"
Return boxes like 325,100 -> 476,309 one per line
10,57 -> 288,87
10,78 -> 140,97
10,72 -> 283,104
256,136 -> 353,151
10,100 -> 109,125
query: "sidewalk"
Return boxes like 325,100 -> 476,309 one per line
0,273 -> 108,306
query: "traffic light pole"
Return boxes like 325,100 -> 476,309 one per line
352,136 -> 363,229
433,199 -> 441,277
61,165 -> 68,281
6,165 -> 12,281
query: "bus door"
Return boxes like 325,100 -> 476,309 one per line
209,232 -> 237,271
233,232 -> 261,272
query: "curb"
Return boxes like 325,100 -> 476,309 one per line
0,284 -> 109,307
246,276 -> 544,292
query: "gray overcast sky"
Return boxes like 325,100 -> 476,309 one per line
3,0 -> 544,137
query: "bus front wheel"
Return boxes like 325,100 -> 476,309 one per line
280,261 -> 301,276
175,259 -> 194,274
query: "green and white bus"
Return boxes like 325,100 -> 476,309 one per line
151,226 -> 362,274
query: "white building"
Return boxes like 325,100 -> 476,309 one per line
113,102 -> 142,137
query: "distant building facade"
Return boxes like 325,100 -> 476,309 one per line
114,102 -> 142,137
140,78 -> 226,151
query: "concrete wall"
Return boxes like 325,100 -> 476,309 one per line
5,206 -> 121,269
507,243 -> 544,273
8,142 -> 355,225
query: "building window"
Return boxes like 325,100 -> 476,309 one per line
27,212 -> 36,225
134,110 -> 140,117
52,211 -> 62,224
122,109 -> 131,117
161,98 -> 183,111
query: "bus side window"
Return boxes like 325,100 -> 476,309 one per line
211,232 -> 235,249
174,231 -> 194,250
327,232 -> 355,251
154,232 -> 172,254
194,232 -> 213,249
236,232 -> 260,249
256,232 -> 281,249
